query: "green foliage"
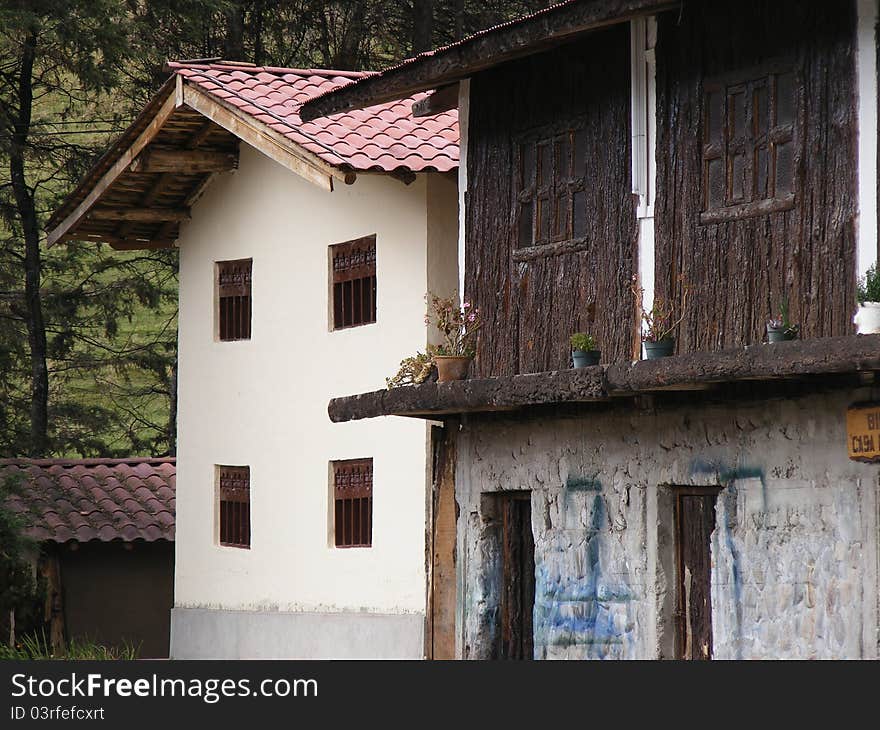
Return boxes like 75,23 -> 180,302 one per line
767,298 -> 799,338
570,333 -> 596,352
0,474 -> 45,644
0,630 -> 139,660
858,264 -> 880,303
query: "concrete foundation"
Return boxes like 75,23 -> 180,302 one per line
170,607 -> 424,659
455,386 -> 880,659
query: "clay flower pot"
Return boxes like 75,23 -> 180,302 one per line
434,355 -> 472,382
643,338 -> 674,359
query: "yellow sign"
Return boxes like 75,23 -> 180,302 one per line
847,403 -> 880,461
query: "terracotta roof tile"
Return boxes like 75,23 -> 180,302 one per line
166,62 -> 458,174
0,457 -> 175,543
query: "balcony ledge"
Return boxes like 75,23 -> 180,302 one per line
328,334 -> 880,422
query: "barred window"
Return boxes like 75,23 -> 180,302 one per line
218,465 -> 250,548
217,259 -> 252,341
332,459 -> 373,548
330,236 -> 376,329
700,65 -> 798,223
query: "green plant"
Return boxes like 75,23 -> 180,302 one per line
767,298 -> 799,337
858,264 -> 880,303
426,293 -> 481,357
570,333 -> 597,351
631,276 -> 690,343
386,350 -> 436,389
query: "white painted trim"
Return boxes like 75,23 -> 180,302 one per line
632,17 -> 657,333
457,79 -> 470,304
631,17 -> 657,219
857,0 -> 879,281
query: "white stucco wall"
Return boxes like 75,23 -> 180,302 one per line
174,143 -> 457,617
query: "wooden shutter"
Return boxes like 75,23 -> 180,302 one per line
331,236 -> 376,329
217,259 -> 252,341
333,459 -> 373,548
219,465 -> 250,548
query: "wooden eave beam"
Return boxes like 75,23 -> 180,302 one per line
180,82 -> 348,191
129,148 -> 238,173
87,207 -> 191,222
411,83 -> 459,117
46,79 -> 181,247
300,0 -> 679,120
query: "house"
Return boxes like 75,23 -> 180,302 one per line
303,0 -> 880,659
1,457 -> 175,658
46,62 -> 459,658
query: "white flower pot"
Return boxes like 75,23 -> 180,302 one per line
854,302 -> 880,334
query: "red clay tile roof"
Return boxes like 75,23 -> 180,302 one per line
0,457 -> 175,543
167,62 -> 459,174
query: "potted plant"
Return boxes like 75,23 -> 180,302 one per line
426,293 -> 481,382
570,333 -> 600,368
632,278 -> 689,360
766,299 -> 799,343
854,264 -> 880,334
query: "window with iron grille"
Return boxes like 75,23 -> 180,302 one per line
332,459 -> 372,548
217,259 -> 252,341
330,236 -> 376,330
514,126 -> 589,254
700,64 -> 798,223
218,465 -> 250,548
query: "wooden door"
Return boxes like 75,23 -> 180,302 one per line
500,493 -> 535,660
675,488 -> 721,660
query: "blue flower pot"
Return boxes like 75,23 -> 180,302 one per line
643,338 -> 674,359
572,349 -> 601,368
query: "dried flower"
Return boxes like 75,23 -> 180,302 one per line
631,276 -> 690,343
425,293 -> 481,357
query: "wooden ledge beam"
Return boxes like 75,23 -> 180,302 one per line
129,148 -> 238,173
88,207 -> 191,222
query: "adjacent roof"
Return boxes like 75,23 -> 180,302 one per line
168,63 -> 458,174
0,457 -> 176,543
46,62 -> 458,250
300,0 -> 678,121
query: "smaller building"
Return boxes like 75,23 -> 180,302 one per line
1,457 -> 175,658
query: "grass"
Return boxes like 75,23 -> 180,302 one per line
0,631 -> 140,660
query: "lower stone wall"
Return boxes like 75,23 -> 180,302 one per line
455,387 -> 880,659
170,608 -> 424,659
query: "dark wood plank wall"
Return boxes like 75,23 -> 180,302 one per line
654,0 -> 858,352
465,25 -> 636,377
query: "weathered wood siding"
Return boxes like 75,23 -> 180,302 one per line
465,26 -> 636,377
655,0 -> 858,351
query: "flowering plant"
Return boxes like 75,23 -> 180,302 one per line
426,293 -> 481,357
767,298 -> 799,338
631,275 -> 689,343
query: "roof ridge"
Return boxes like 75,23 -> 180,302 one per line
167,60 -> 373,79
0,456 -> 176,467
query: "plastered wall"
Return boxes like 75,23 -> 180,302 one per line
456,387 -> 880,659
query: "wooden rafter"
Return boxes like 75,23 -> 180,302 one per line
87,207 -> 191,222
129,148 -> 238,174
46,80 -> 181,247
180,82 -> 348,190
411,84 -> 459,117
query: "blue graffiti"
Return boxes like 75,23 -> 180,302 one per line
533,494 -> 635,658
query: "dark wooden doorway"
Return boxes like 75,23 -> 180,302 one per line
675,487 -> 722,660
499,492 -> 535,660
